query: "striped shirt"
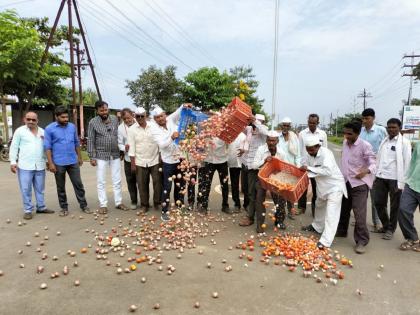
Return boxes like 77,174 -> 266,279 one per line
87,115 -> 120,160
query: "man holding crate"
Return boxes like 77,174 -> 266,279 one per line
241,130 -> 287,233
300,136 -> 347,249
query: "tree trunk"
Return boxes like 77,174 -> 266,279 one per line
0,86 -> 10,142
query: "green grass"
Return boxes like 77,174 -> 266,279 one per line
81,150 -> 90,161
328,136 -> 344,146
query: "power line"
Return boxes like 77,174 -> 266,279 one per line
104,0 -> 194,71
366,57 -> 403,92
79,1 -> 168,65
125,0 -> 208,67
0,0 -> 35,9
145,0 -> 221,67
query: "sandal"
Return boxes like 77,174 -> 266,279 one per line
372,227 -> 386,233
59,209 -> 69,217
400,240 -> 416,251
412,241 -> 420,252
116,204 -> 129,211
98,207 -> 108,214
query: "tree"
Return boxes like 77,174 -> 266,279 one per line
182,67 -> 235,111
328,113 -> 362,136
0,10 -> 43,140
229,65 -> 265,115
62,87 -> 99,106
410,98 -> 420,106
126,65 -> 183,113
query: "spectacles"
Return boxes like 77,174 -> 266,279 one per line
282,124 -> 291,128
135,115 -> 145,118
26,118 -> 37,122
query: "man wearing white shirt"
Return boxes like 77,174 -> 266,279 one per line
240,130 -> 287,232
374,118 -> 411,240
198,137 -> 231,214
118,108 -> 138,210
239,114 -> 268,218
298,113 -> 328,216
128,107 -> 161,213
300,136 -> 346,248
278,117 -> 301,220
149,104 -> 187,221
227,132 -> 246,211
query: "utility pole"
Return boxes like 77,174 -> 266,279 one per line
75,43 -> 85,138
329,112 -> 333,136
357,89 -> 372,110
30,0 -> 102,136
335,110 -> 339,137
402,53 -> 420,124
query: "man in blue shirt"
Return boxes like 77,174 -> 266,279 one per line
360,108 -> 387,232
44,106 -> 90,216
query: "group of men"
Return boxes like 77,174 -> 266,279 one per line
9,103 -> 420,254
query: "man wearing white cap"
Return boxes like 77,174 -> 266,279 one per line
118,108 -> 138,210
149,103 -> 190,221
240,130 -> 288,232
278,117 -> 301,220
239,113 -> 268,219
298,113 -> 328,216
128,107 -> 161,212
300,135 -> 346,249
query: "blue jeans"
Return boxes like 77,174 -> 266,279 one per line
17,168 -> 46,213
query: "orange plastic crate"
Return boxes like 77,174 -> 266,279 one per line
217,97 -> 253,144
258,157 -> 309,203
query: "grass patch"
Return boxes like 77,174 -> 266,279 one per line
328,136 -> 344,146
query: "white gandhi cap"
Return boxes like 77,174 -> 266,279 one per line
304,135 -> 321,147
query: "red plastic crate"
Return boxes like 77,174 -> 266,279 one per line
217,97 -> 252,144
258,157 -> 309,203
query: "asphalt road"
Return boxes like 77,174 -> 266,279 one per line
0,144 -> 419,315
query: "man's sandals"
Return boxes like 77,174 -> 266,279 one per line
400,240 -> 420,252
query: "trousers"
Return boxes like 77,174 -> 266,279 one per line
54,163 -> 87,210
255,180 -> 285,228
17,168 -> 46,213
198,162 -> 229,209
96,158 -> 122,207
124,160 -> 138,205
136,164 -> 162,208
312,191 -> 343,247
337,182 -> 369,246
161,162 -> 182,213
373,177 -> 401,233
398,184 -> 420,241
229,167 -> 241,208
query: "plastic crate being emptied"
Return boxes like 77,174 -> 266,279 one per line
258,157 -> 309,203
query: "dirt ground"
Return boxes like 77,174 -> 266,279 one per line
0,147 -> 419,315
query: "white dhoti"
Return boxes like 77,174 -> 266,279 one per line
312,191 -> 343,247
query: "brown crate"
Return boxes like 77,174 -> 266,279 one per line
258,157 -> 309,203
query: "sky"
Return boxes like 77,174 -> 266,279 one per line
2,0 -> 420,126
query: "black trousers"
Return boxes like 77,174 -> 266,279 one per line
136,164 -> 161,208
298,177 -> 317,216
256,180 -> 285,228
198,162 -> 229,209
373,177 -> 401,233
229,167 -> 241,208
398,184 -> 420,241
124,161 -> 138,204
54,163 -> 87,210
241,164 -> 250,209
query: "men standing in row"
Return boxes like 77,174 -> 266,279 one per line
336,121 -> 376,254
44,106 -> 90,216
128,107 -> 161,212
10,112 -> 53,219
239,114 -> 268,227
118,108 -> 138,210
198,137 -> 231,214
298,114 -> 328,216
149,105 -> 183,221
252,131 -> 287,232
227,132 -> 246,212
374,118 -> 411,240
398,142 -> 420,252
278,117 -> 301,220
360,108 -> 387,232
88,101 -> 129,214
300,136 -> 346,249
